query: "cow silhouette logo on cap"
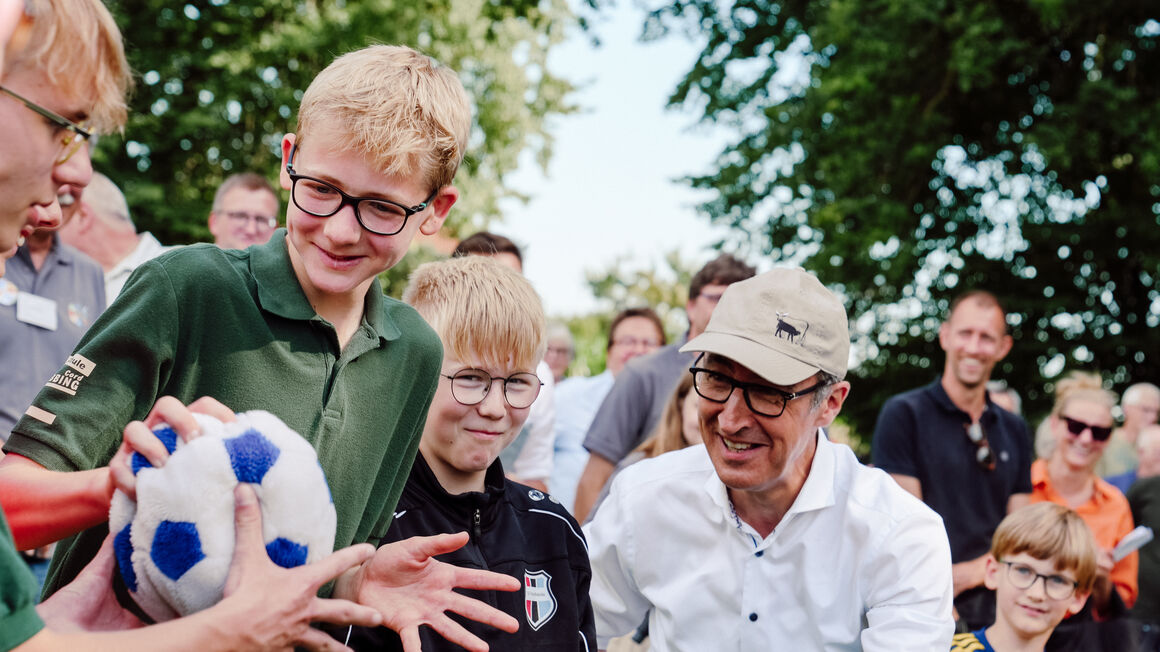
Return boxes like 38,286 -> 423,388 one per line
774,312 -> 809,344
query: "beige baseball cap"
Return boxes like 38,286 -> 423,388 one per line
680,267 -> 849,385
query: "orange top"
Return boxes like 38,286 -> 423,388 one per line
1031,458 -> 1138,607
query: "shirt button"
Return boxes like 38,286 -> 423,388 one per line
749,613 -> 758,622
755,550 -> 764,557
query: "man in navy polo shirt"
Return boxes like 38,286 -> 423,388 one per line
872,290 -> 1033,632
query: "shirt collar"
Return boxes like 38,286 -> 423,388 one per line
109,233 -> 164,279
926,378 -> 1002,424
704,429 -> 836,535
16,233 -> 72,266
249,230 -> 400,342
786,429 -> 837,516
1031,459 -> 1120,507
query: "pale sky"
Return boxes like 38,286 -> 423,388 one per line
496,2 -> 737,318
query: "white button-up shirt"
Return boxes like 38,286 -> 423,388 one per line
584,431 -> 954,651
105,232 -> 171,302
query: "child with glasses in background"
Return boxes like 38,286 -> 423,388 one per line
951,502 -> 1096,652
344,255 -> 596,651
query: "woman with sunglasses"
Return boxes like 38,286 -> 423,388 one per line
1030,371 -> 1137,619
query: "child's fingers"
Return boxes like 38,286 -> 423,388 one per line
142,396 -> 202,442
187,396 -> 238,423
121,420 -> 170,468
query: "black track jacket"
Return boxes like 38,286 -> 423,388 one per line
345,453 -> 596,651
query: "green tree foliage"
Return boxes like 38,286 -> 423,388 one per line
644,0 -> 1160,435
95,0 -> 575,243
554,251 -> 696,378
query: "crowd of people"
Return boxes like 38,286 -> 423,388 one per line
2,1 -> 1159,652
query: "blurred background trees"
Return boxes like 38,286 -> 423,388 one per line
94,0 -> 1160,442
637,0 -> 1159,437
97,0 -> 575,243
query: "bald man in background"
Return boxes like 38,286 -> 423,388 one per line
58,172 -> 169,302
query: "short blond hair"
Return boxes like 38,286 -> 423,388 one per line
7,0 -> 132,133
991,503 -> 1098,592
1051,370 -> 1117,418
296,45 -> 471,193
403,256 -> 545,372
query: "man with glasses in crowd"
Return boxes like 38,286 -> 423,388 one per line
584,267 -> 953,650
872,290 -> 1033,632
572,254 -> 755,522
207,172 -> 280,250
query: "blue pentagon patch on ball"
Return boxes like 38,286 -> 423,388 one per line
151,520 -> 206,581
114,522 -> 137,592
130,425 -> 180,475
224,428 -> 281,483
266,537 -> 309,569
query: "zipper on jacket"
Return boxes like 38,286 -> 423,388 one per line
473,508 -> 482,541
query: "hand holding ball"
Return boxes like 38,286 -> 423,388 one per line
108,410 -> 337,622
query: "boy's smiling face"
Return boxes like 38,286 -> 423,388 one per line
985,553 -> 1088,641
279,128 -> 455,303
419,351 -> 536,495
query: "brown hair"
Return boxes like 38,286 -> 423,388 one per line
990,503 -> 1098,592
688,254 -> 755,300
453,231 -> 522,264
212,172 -> 278,212
948,290 -> 1008,331
607,307 -> 666,351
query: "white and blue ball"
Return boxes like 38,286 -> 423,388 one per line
109,410 -> 337,622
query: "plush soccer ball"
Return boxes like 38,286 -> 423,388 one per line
109,410 -> 337,622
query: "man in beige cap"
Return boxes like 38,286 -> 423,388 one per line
583,267 -> 953,651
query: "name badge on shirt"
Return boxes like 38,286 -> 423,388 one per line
16,292 -> 58,331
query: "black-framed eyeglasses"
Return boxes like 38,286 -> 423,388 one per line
285,144 -> 437,236
221,211 -> 278,231
966,422 -> 995,471
0,85 -> 92,165
689,366 -> 823,418
999,560 -> 1079,600
1061,416 -> 1113,442
441,368 -> 543,409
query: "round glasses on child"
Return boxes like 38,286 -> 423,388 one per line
999,561 -> 1079,600
441,368 -> 542,409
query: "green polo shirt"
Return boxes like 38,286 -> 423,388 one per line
4,230 -> 442,597
0,507 -> 44,649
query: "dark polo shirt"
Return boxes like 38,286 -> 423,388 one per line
872,380 -> 1032,630
871,379 -> 1032,563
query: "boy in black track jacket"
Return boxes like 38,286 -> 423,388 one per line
345,255 -> 595,651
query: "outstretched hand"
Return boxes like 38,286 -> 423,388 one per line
344,532 -> 521,652
36,535 -> 145,633
216,483 -> 383,651
109,396 -> 236,500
